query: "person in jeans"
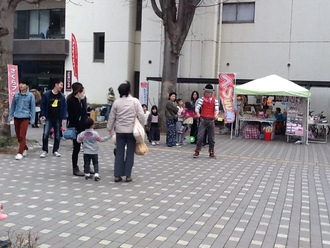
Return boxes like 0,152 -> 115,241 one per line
193,84 -> 219,158
40,80 -> 67,158
77,118 -> 111,181
107,81 -> 145,183
67,82 -> 89,176
8,78 -> 36,160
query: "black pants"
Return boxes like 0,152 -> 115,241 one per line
84,154 -> 99,174
72,139 -> 81,172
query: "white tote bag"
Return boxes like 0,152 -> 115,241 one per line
133,117 -> 145,143
132,100 -> 145,143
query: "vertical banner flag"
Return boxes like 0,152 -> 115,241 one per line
71,33 -> 78,81
66,70 -> 72,91
140,82 -> 148,105
219,73 -> 236,123
7,64 -> 19,107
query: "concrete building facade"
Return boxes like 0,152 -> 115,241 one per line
15,0 -> 330,115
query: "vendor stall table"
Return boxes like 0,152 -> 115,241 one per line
236,116 -> 276,140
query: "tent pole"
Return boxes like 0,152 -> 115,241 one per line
306,97 -> 309,145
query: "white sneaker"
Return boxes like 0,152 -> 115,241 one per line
23,150 -> 28,157
53,151 -> 61,157
15,153 -> 23,160
155,141 -> 160,145
40,151 -> 47,158
151,141 -> 156,146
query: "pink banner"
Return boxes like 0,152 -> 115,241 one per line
219,73 -> 235,123
71,33 -> 79,81
7,64 -> 19,108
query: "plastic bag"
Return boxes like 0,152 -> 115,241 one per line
135,142 -> 149,155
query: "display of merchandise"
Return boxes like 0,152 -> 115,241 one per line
286,97 -> 304,136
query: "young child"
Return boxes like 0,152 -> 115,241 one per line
77,118 -> 111,181
182,102 -> 195,132
142,104 -> 151,142
147,105 -> 161,145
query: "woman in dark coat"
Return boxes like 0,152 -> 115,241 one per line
165,92 -> 178,147
190,90 -> 199,144
66,82 -> 88,176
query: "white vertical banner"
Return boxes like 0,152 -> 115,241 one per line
140,81 -> 148,105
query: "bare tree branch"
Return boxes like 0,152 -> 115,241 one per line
150,0 -> 162,19
23,0 -> 44,3
66,0 -> 94,6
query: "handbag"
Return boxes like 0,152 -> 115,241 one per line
63,127 -> 77,140
135,141 -> 149,155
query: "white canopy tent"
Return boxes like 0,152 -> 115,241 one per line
235,75 -> 311,97
234,74 -> 311,143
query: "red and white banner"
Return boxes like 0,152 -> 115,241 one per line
7,64 -> 19,108
139,82 -> 148,105
219,73 -> 236,123
71,33 -> 79,81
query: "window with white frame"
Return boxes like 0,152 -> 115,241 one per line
222,2 -> 255,23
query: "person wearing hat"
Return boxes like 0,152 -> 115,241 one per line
8,77 -> 36,160
193,84 -> 219,158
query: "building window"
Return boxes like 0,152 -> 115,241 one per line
136,0 -> 142,31
14,9 -> 65,39
222,2 -> 255,23
14,11 -> 29,39
94,32 -> 105,62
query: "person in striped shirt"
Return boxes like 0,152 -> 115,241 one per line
193,84 -> 219,158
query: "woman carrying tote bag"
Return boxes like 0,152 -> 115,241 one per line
107,81 -> 145,183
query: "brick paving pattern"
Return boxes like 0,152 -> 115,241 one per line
1,127 -> 330,247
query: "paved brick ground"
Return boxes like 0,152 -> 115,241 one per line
1,127 -> 330,247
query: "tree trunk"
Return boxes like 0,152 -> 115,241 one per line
159,30 -> 179,130
0,3 -> 15,137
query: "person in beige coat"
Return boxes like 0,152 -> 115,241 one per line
107,81 -> 145,182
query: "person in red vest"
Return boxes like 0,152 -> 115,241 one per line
193,84 -> 219,158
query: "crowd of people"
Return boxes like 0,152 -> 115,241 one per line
8,80 -> 219,183
144,84 -> 219,158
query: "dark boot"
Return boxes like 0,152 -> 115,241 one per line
209,149 -> 216,158
193,147 -> 201,158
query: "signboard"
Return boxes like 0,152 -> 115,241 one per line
219,73 -> 236,123
7,64 -> 19,107
71,33 -> 79,81
140,81 -> 148,105
66,70 -> 72,91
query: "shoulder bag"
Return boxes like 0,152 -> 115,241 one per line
132,100 -> 145,143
